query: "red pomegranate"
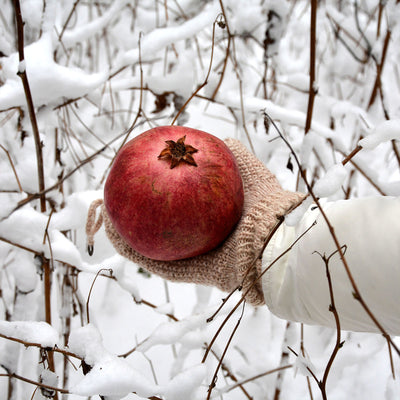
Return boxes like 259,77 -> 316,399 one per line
104,126 -> 244,261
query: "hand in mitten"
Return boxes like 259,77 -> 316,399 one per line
86,139 -> 304,306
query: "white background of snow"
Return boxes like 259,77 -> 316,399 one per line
0,0 -> 399,399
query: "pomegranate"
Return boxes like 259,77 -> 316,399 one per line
104,126 -> 244,261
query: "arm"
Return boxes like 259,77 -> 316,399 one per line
262,197 -> 400,335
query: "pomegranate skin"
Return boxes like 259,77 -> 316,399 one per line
104,126 -> 244,261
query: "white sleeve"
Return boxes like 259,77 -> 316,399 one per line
261,196 -> 400,335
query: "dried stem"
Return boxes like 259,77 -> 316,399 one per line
0,372 -> 70,395
314,249 -> 345,399
0,332 -> 80,360
338,149 -> 387,196
99,31 -> 146,186
0,144 -> 23,192
206,302 -> 245,400
209,349 -> 253,399
210,0 -> 231,100
170,14 -> 219,126
367,28 -> 391,110
300,324 -> 314,400
12,0 -> 46,212
86,268 -> 113,324
273,322 -> 291,400
341,145 -> 362,165
265,112 -> 400,358
11,2 -> 59,391
202,221 -> 315,364
391,139 -> 400,171
287,346 -> 320,385
8,142 -> 108,216
228,364 -> 293,394
305,0 -> 318,134
58,0 -> 81,41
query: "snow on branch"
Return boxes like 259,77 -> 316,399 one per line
359,120 -> 400,149
313,163 -> 348,198
114,2 -> 219,73
0,321 -> 59,348
59,0 -> 132,47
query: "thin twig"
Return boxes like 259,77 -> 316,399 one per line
228,364 -> 293,394
300,324 -> 314,400
367,28 -> 391,109
385,335 -> 396,380
86,268 -> 113,324
11,2 -> 57,388
58,0 -> 81,40
273,322 -> 291,400
206,301 -> 246,400
0,144 -> 23,192
339,143 -> 388,195
170,14 -> 219,126
202,221 -> 316,364
209,349 -> 253,399
0,373 -> 69,395
287,346 -> 320,385
314,248 -> 346,399
341,145 -> 362,165
392,140 -> 400,171
7,143 -> 108,216
206,216 -> 286,324
99,31 -> 147,186
265,112 -> 400,358
12,0 -> 46,212
0,332 -> 80,360
305,0 -> 318,135
210,0 -> 231,100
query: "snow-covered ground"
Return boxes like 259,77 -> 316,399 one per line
0,0 -> 399,399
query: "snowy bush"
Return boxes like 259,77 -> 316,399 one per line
0,0 -> 399,399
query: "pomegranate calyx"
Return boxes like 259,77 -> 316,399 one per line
158,135 -> 198,169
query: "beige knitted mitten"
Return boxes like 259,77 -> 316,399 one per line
86,138 -> 305,306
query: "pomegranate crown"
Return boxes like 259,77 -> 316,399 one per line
157,135 -> 198,169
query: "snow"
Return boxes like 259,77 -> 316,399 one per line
285,196 -> 313,227
68,323 -> 201,399
7,250 -> 38,293
114,2 -> 219,72
0,206 -> 83,267
70,357 -> 157,398
112,60 -> 196,99
293,352 -> 316,378
112,259 -> 142,302
161,364 -> 206,400
68,325 -> 156,397
136,313 -> 208,352
17,60 -> 26,74
313,163 -> 348,198
154,302 -> 174,316
20,0 -> 43,29
0,33 -> 107,110
359,120 -> 400,149
40,369 -> 58,385
60,0 -> 132,49
0,321 -> 59,347
0,1 -> 399,399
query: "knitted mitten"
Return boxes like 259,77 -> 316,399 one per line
86,138 -> 305,306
